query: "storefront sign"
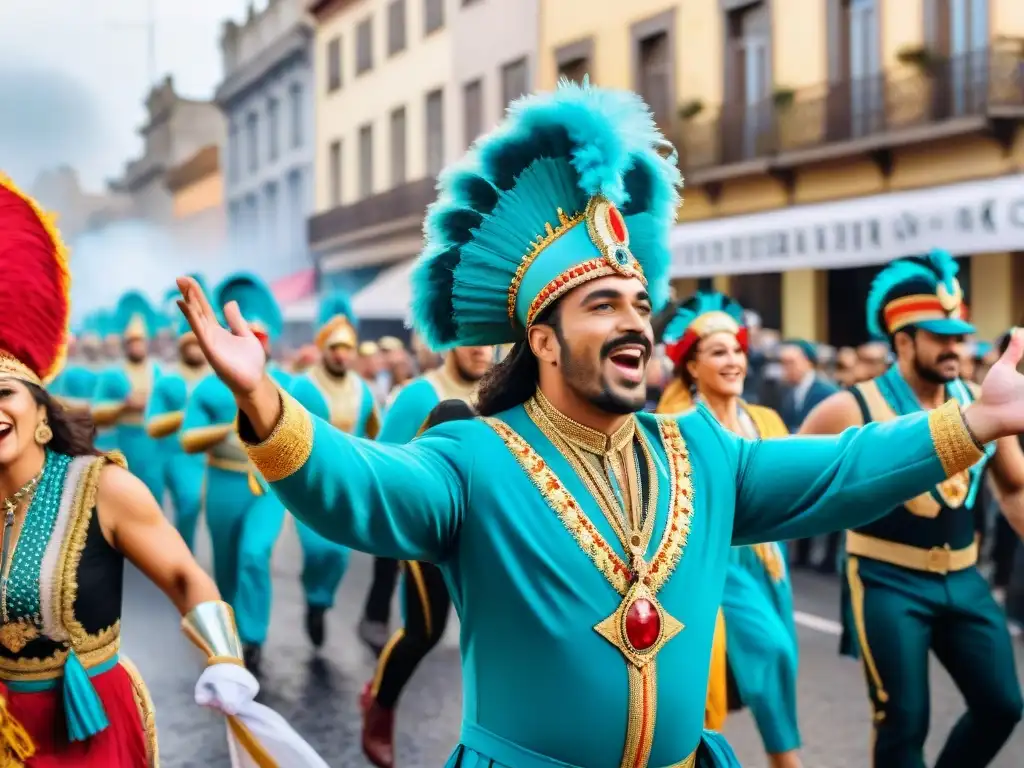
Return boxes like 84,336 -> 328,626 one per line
670,174 -> 1024,277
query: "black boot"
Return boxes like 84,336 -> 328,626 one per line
306,605 -> 327,649
243,643 -> 262,675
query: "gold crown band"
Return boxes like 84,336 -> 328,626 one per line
508,207 -> 585,324
0,353 -> 42,388
315,316 -> 357,350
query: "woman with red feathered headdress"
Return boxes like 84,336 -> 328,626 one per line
0,176 -> 330,767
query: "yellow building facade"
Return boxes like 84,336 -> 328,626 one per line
539,0 -> 1024,345
166,145 -> 227,254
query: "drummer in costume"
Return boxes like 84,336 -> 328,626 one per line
144,280 -> 211,552
661,292 -> 801,768
177,81 -> 1024,768
0,175 -> 327,767
356,341 -> 492,656
801,250 -> 1024,768
289,291 -> 379,649
180,273 -> 292,672
90,293 -> 165,501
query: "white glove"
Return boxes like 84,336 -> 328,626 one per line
195,663 -> 330,768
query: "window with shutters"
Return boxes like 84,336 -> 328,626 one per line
327,37 -> 342,92
501,57 -> 529,113
228,121 -> 239,183
556,38 -> 594,86
390,106 -> 407,186
424,0 -> 444,35
267,97 -> 280,162
246,112 -> 259,172
425,88 -> 444,176
463,79 -> 483,148
356,18 -> 373,75
637,32 -> 671,129
359,123 -> 374,198
558,57 -> 589,85
329,140 -> 342,206
388,0 -> 406,56
289,83 -> 303,148
724,2 -> 772,157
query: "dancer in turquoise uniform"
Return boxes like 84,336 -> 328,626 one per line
179,272 -> 291,672
356,343 -> 492,657
145,279 -> 211,551
91,292 -> 165,499
802,250 -> 1024,768
49,314 -> 104,412
177,82 -> 1024,768
289,290 -> 380,649
661,292 -> 800,768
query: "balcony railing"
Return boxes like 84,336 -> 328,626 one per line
678,45 -> 1024,175
308,176 -> 437,245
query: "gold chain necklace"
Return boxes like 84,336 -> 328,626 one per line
0,470 -> 44,624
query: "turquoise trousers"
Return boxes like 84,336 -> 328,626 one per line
164,451 -> 205,552
118,424 -> 166,503
204,466 -> 286,645
848,556 -> 1023,768
295,521 -> 350,608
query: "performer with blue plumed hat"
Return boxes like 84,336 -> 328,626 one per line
179,272 -> 292,672
144,277 -> 211,551
177,81 -> 1024,768
288,290 -> 380,649
802,249 -> 1024,768
91,291 -> 166,499
661,292 -> 801,768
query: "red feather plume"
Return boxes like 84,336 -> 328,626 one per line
0,174 -> 71,383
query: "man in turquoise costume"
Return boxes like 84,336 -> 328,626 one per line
145,278 -> 212,551
289,290 -> 380,649
91,291 -> 166,498
179,272 -> 292,672
356,341 -> 493,656
801,249 -> 1024,768
177,82 -> 1024,768
49,313 -> 104,411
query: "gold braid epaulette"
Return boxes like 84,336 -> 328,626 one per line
0,693 -> 35,766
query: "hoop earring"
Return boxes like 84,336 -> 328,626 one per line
34,421 -> 53,446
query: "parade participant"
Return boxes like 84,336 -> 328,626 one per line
49,315 -> 103,413
289,291 -> 380,649
662,292 -> 801,768
91,292 -> 165,500
356,342 -> 492,657
178,82 -> 1024,768
180,273 -> 292,673
802,249 -> 1024,768
144,280 -> 210,551
0,175 -> 327,767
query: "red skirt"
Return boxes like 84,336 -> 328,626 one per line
6,660 -> 157,767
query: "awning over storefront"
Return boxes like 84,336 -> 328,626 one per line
670,174 -> 1024,278
273,269 -> 318,322
352,259 -> 415,320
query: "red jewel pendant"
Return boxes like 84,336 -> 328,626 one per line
625,598 -> 661,651
607,205 -> 627,243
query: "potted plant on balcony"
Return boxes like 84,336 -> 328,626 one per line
897,45 -> 940,76
772,87 -> 799,151
678,100 -> 704,120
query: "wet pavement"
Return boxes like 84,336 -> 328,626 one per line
122,521 -> 1024,767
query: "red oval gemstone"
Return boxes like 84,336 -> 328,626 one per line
607,205 -> 627,243
624,598 -> 661,651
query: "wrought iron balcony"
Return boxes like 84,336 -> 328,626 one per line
677,44 -> 1024,181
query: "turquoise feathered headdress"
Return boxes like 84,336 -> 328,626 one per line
662,291 -> 746,368
113,291 -> 160,341
214,272 -> 283,342
315,290 -> 358,349
93,309 -> 116,340
166,275 -> 207,338
866,249 -> 973,340
412,78 -> 682,350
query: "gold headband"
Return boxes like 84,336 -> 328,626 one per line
689,311 -> 741,339
316,316 -> 357,350
124,314 -> 148,341
0,352 -> 42,387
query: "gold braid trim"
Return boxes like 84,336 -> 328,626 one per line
119,656 -> 160,767
928,400 -> 984,478
0,693 -> 34,766
242,389 -> 314,483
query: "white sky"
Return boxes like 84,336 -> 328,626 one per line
0,0 -> 253,191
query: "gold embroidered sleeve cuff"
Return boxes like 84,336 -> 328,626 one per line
928,399 -> 984,477
239,388 -> 313,483
181,600 -> 244,666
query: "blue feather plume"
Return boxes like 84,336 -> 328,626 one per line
866,248 -> 960,339
113,291 -> 160,337
214,272 -> 283,341
318,290 -> 358,331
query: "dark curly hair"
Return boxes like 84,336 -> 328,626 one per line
28,383 -> 100,457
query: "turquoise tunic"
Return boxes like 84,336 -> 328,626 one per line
181,365 -> 292,645
245,388 -> 966,768
145,364 -> 208,551
51,364 -> 112,449
289,366 -> 379,608
91,361 -> 164,498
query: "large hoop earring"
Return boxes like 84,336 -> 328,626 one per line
34,421 -> 53,446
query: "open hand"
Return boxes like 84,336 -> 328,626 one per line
176,276 -> 265,398
966,329 -> 1024,443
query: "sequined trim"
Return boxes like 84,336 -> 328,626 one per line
0,623 -> 119,681
40,457 -> 90,642
645,419 -> 694,595
508,207 -> 585,323
120,656 -> 159,767
242,389 -> 314,483
928,400 -> 984,477
527,258 -> 618,328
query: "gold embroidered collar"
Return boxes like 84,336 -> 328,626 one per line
532,388 -> 635,455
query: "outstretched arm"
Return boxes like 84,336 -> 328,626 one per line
91,370 -> 129,427
145,377 -> 185,438
180,381 -> 232,453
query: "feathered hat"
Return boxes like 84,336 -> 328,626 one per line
661,291 -> 747,369
214,272 -> 283,343
113,291 -> 160,342
412,78 -> 682,350
866,249 -> 973,339
165,276 -> 207,343
0,174 -> 71,386
315,290 -> 358,350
